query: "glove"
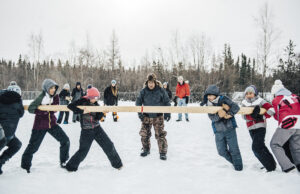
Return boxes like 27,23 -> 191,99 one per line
222,103 -> 230,111
250,105 -> 260,118
138,113 -> 144,122
185,96 -> 189,104
164,113 -> 171,122
217,109 -> 227,118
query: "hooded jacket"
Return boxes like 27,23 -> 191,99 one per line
28,79 -> 59,130
0,90 -> 24,138
204,85 -> 240,133
136,81 -> 171,118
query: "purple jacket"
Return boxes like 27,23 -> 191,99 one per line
32,95 -> 59,130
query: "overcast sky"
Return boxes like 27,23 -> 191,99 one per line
1,0 -> 299,66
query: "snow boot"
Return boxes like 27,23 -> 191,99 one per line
101,113 -> 107,122
113,112 -> 119,122
284,166 -> 296,173
21,165 -> 30,173
0,164 -> 2,175
186,118 -> 189,122
160,153 -> 167,160
140,148 -> 150,157
176,119 -> 182,122
63,121 -> 68,124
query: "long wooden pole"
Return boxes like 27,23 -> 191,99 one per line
23,105 -> 266,115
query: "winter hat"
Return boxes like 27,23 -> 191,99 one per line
163,82 -> 168,86
244,85 -> 258,96
111,80 -> 117,84
85,87 -> 100,99
271,80 -> 284,95
9,81 -> 17,86
63,83 -> 70,90
7,85 -> 22,95
185,80 -> 189,84
147,73 -> 157,82
87,84 -> 92,89
76,82 -> 81,86
177,76 -> 183,81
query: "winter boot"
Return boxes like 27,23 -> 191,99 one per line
140,148 -> 150,157
63,121 -> 68,124
160,153 -> 167,160
176,119 -> 182,122
186,118 -> 189,122
101,113 -> 107,122
284,166 -> 296,173
21,165 -> 30,173
0,164 -> 2,175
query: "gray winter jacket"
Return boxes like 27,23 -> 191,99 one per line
136,84 -> 171,118
204,85 -> 240,133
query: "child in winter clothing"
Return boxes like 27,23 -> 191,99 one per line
57,83 -> 71,124
269,80 -> 300,173
136,73 -> 171,160
71,82 -> 84,123
175,76 -> 190,121
103,80 -> 119,122
241,85 -> 276,172
21,79 -> 70,173
65,87 -> 123,171
0,84 -> 24,174
203,85 -> 243,171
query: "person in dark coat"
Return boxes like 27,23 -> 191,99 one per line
21,79 -> 70,173
103,80 -> 119,122
0,84 -> 24,174
65,87 -> 123,172
71,82 -> 84,123
163,82 -> 172,102
136,73 -> 171,160
57,83 -> 71,124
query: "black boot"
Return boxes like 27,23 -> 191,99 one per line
160,153 -> 167,160
21,165 -> 30,173
0,164 -> 3,175
297,164 -> 300,172
283,166 -> 296,173
140,149 -> 150,157
176,119 -> 182,122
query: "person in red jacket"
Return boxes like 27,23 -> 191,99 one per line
175,76 -> 190,122
269,80 -> 300,173
241,85 -> 276,172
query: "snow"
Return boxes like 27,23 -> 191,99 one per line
0,101 -> 299,194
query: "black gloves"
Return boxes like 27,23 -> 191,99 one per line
185,96 -> 189,104
250,105 -> 264,121
138,113 -> 144,122
164,113 -> 171,122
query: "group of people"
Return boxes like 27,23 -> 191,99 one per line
0,74 -> 299,175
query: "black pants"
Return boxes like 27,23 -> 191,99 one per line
249,127 -> 276,171
21,125 -> 70,169
66,126 -> 122,171
0,137 -> 22,165
57,111 -> 69,123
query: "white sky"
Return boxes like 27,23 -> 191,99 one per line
0,0 -> 299,66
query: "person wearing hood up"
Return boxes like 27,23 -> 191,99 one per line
57,83 -> 71,124
269,80 -> 300,173
21,79 -> 70,173
203,85 -> 243,171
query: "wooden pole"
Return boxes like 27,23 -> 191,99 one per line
23,105 -> 266,115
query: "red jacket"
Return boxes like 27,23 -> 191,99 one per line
176,83 -> 190,99
241,96 -> 273,130
272,92 -> 300,129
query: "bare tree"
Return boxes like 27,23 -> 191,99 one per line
107,30 -> 120,72
28,31 -> 44,89
255,2 -> 279,93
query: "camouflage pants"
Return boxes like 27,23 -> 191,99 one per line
139,115 -> 168,154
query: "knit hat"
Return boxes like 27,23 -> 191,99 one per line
63,83 -> 70,90
87,84 -> 92,89
111,80 -> 117,84
271,80 -> 284,95
244,85 -> 258,96
7,85 -> 22,95
85,87 -> 100,99
147,73 -> 157,82
163,82 -> 168,86
9,81 -> 17,86
177,76 -> 183,81
76,82 -> 81,86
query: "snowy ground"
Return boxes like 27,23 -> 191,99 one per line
0,101 -> 299,194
